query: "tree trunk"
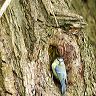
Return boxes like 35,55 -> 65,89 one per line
0,0 -> 96,96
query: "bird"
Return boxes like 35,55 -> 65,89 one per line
52,57 -> 67,95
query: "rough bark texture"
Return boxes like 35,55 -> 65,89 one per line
0,0 -> 96,96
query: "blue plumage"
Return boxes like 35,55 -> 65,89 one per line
52,58 -> 67,94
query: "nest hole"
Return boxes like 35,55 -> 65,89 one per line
48,45 -> 61,91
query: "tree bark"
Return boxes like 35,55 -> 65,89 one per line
0,0 -> 95,96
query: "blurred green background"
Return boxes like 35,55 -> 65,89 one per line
71,0 -> 96,58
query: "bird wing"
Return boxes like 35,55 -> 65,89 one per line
55,65 -> 67,94
55,65 -> 66,81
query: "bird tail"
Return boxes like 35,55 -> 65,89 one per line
60,79 -> 66,95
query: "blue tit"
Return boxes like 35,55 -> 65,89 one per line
52,58 -> 67,94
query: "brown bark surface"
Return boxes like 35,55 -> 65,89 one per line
0,0 -> 95,96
